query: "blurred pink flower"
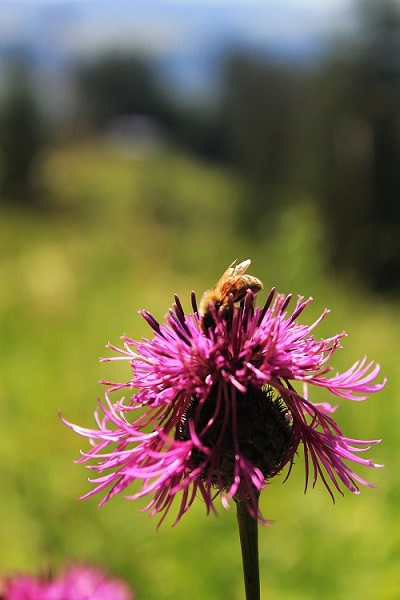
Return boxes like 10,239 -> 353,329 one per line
1,574 -> 43,600
1,565 -> 134,600
65,285 -> 385,525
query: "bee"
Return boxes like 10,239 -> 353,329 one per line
199,259 -> 263,333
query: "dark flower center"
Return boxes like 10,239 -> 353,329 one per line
176,385 -> 292,490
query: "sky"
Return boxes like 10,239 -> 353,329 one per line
0,0 -> 358,94
0,0 -> 356,51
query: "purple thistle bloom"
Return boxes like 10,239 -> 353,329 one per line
65,275 -> 385,526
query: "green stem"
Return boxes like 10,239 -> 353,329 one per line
236,494 -> 261,600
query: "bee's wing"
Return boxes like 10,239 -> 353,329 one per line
215,259 -> 251,295
230,259 -> 251,278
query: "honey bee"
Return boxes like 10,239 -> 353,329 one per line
199,259 -> 263,333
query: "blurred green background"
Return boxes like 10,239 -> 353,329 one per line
0,1 -> 399,599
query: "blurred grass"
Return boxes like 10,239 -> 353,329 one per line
0,140 -> 396,599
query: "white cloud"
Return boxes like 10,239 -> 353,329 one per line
67,16 -> 193,55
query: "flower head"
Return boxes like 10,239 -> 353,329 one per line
65,262 -> 385,525
1,565 -> 134,600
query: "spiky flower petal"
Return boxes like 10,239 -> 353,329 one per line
65,287 -> 385,525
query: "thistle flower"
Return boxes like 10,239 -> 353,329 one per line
65,263 -> 385,527
0,565 -> 134,600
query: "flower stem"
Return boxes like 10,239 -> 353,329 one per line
236,494 -> 261,600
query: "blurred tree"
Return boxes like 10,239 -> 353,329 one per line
75,52 -> 174,131
321,0 -> 400,291
74,50 -> 231,166
219,53 -> 299,232
0,57 -> 43,206
223,54 -> 290,182
170,102 -> 228,162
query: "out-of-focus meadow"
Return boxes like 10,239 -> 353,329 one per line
0,1 -> 399,599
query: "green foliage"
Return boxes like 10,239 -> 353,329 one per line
316,0 -> 400,293
0,142 -> 395,599
75,52 -> 174,131
0,58 -> 44,205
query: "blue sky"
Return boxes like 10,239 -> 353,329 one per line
0,0 -> 355,52
0,0 -> 357,94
